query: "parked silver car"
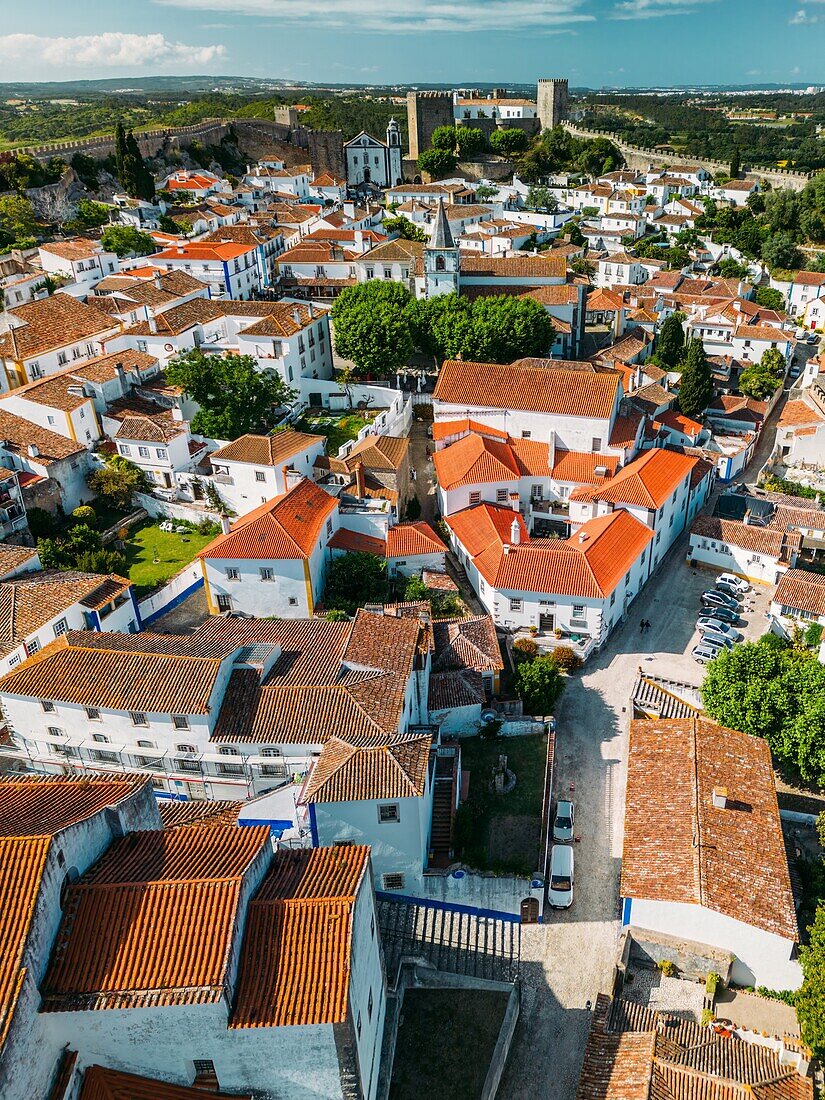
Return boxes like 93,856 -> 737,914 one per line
548,843 -> 574,909
696,616 -> 742,642
553,799 -> 575,843
692,639 -> 725,664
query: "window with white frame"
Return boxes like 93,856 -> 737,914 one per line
53,619 -> 68,638
572,605 -> 585,618
510,598 -> 522,612
378,803 -> 400,824
225,567 -> 240,581
130,711 -> 147,726
138,447 -> 150,458
41,699 -> 55,712
259,567 -> 274,581
255,470 -> 266,482
85,707 -> 101,721
172,715 -> 189,730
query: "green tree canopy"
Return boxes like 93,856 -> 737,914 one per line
655,313 -> 685,371
474,183 -> 498,201
797,905 -> 825,1059
331,281 -> 416,377
88,454 -> 149,511
526,186 -> 558,213
514,655 -> 564,714
38,523 -> 126,577
381,215 -> 426,242
739,361 -> 783,400
411,293 -> 555,363
701,634 -> 825,785
761,232 -> 802,272
100,225 -> 157,258
324,551 -> 388,615
489,128 -> 529,157
755,286 -> 785,311
417,148 -> 457,177
0,194 -> 37,246
430,126 -> 458,151
677,337 -> 714,418
165,351 -> 296,438
455,128 -> 486,158
114,122 -> 155,201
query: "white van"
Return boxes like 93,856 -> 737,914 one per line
692,640 -> 725,664
548,844 -> 574,909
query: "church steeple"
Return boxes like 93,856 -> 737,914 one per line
424,197 -> 459,298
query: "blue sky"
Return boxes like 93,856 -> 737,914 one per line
0,0 -> 821,88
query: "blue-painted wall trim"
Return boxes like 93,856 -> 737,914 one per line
140,576 -> 204,627
375,890 -> 522,924
308,802 -> 319,847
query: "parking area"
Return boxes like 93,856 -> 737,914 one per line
499,540 -> 778,1100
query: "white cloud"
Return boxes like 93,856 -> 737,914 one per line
789,8 -> 818,21
0,32 -> 226,69
612,0 -> 716,17
154,0 -> 595,34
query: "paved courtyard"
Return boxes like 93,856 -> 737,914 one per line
499,535 -> 776,1100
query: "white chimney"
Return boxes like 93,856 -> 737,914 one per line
220,514 -> 232,535
578,531 -> 589,544
27,443 -> 39,458
153,273 -> 163,290
148,315 -> 158,335
712,786 -> 728,810
292,308 -> 302,326
510,517 -> 520,545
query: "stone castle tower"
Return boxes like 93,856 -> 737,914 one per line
406,91 -> 454,159
537,79 -> 569,131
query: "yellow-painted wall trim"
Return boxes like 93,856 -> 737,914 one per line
303,557 -> 314,615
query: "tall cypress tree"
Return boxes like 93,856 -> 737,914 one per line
114,121 -> 128,190
125,130 -> 155,202
677,337 -> 714,419
655,313 -> 685,371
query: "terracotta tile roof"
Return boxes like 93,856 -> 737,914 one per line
0,570 -> 131,658
459,253 -> 567,278
621,718 -> 798,941
304,734 -> 431,803
707,394 -> 767,421
434,359 -> 620,419
576,994 -> 812,1100
0,775 -> 148,837
655,409 -> 704,436
0,632 -> 225,714
774,568 -> 825,617
769,504 -> 825,533
153,240 -> 255,263
432,615 -> 503,674
0,294 -> 118,362
344,433 -> 409,472
595,448 -> 696,509
113,413 -> 186,444
429,667 -> 486,710
423,570 -> 458,592
42,237 -> 105,262
0,408 -> 86,465
211,611 -> 422,745
432,419 -> 509,443
793,270 -> 825,286
386,522 -> 445,558
779,399 -> 825,429
552,449 -> 620,484
0,834 -> 51,1047
328,527 -> 386,556
42,825 -> 270,1012
359,237 -> 423,264
72,349 -> 158,384
0,544 -> 39,578
2,352 -> 151,410
158,800 -> 241,829
447,504 -> 653,599
434,432 -> 521,490
199,477 -> 337,561
691,516 -> 802,563
230,845 -> 370,1028
79,1065 -> 248,1100
609,409 -> 645,450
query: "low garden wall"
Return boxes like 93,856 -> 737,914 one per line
138,562 -> 204,626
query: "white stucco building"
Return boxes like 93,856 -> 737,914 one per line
345,122 -> 403,189
621,717 -> 802,990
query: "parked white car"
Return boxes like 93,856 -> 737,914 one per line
692,639 -> 725,664
553,800 -> 575,843
716,573 -> 750,594
548,843 -> 574,909
696,617 -> 742,642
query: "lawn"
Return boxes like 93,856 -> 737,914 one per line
122,520 -> 213,596
390,988 -> 509,1100
455,733 -> 549,875
294,409 -> 381,455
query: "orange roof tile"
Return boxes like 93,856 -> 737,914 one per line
447,504 -> 652,598
621,718 -> 798,941
433,433 -> 519,490
0,775 -> 148,837
328,527 -> 386,556
594,448 -> 696,509
199,478 -> 337,561
779,399 -> 825,429
552,449 -> 620,484
210,429 -> 325,466
153,241 -> 255,262
774,568 -> 825,618
0,835 -> 51,1048
386,522 -> 445,558
431,419 -> 508,442
433,359 -> 620,419
79,1065 -> 248,1100
654,409 -> 703,436
42,825 -> 270,1012
304,735 -> 431,803
230,845 -> 369,1028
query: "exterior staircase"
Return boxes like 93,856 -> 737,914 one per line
428,749 -> 458,868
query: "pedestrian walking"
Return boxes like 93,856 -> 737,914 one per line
640,620 -> 645,633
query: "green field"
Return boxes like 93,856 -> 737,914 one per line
454,733 -> 548,875
123,520 -> 212,596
